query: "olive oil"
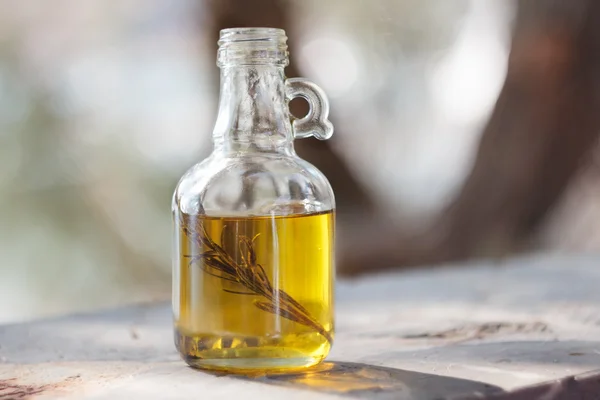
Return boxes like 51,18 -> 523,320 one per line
173,211 -> 334,373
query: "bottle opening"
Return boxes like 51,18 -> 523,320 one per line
217,27 -> 289,67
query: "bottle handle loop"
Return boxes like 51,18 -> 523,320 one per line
285,78 -> 333,140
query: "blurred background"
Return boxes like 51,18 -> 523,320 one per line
2,0 -> 600,323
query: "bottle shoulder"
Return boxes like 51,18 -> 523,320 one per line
173,152 -> 335,216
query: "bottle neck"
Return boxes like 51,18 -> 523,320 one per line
212,65 -> 294,155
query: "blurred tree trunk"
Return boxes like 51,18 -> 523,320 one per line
204,0 -> 374,215
340,0 -> 600,275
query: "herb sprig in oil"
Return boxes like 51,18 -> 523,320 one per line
180,214 -> 333,344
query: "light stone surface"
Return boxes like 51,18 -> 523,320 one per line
2,253 -> 600,399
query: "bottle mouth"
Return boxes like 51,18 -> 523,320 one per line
217,27 -> 289,67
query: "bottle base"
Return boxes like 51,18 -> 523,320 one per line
175,329 -> 331,374
182,354 -> 325,374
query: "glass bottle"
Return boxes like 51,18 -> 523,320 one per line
172,28 -> 335,373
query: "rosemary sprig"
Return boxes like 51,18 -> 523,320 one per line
180,213 -> 332,344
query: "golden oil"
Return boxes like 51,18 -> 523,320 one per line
173,210 -> 334,373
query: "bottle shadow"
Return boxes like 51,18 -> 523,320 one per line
230,361 -> 504,399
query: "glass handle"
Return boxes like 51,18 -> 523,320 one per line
285,78 -> 334,140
